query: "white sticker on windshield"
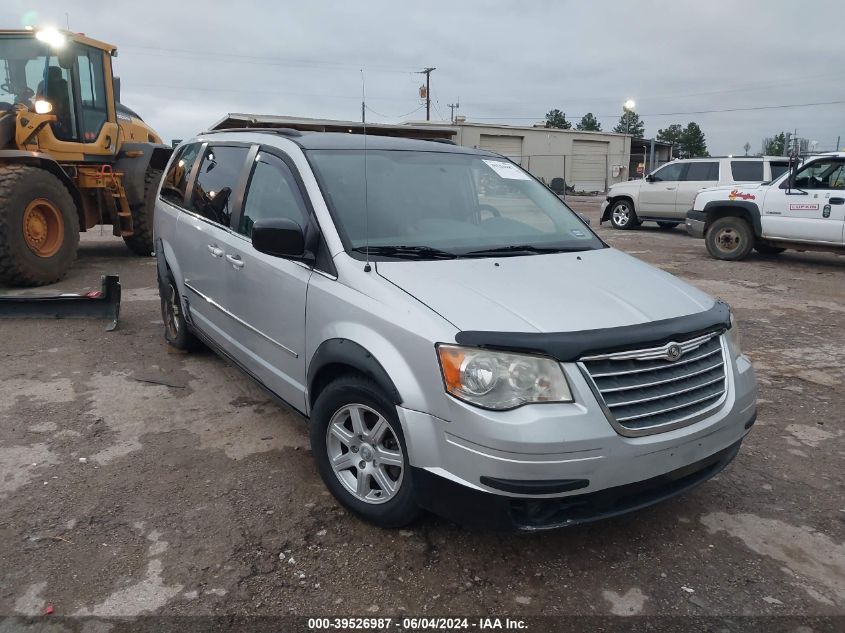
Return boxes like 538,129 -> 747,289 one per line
482,159 -> 531,180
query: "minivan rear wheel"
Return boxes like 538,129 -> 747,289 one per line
159,272 -> 199,350
310,375 -> 421,528
705,216 -> 754,261
609,199 -> 639,230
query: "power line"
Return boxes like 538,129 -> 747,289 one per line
467,98 -> 845,121
121,44 -> 417,74
365,104 -> 425,119
128,82 -> 422,103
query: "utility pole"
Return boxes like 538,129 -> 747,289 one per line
447,101 -> 460,124
418,67 -> 436,121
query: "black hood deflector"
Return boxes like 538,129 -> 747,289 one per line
454,301 -> 731,361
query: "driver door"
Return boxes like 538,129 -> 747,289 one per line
761,158 -> 845,243
638,162 -> 686,217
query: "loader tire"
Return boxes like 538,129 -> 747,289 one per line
123,167 -> 162,256
0,165 -> 79,287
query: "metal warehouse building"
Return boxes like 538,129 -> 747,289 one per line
410,120 -> 633,193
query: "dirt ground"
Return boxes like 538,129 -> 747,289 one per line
0,199 -> 843,625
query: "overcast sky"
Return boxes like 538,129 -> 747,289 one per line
3,0 -> 843,154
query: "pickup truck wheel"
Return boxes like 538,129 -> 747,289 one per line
657,221 -> 680,230
754,243 -> 786,255
609,200 -> 639,230
705,216 -> 754,261
310,375 -> 421,528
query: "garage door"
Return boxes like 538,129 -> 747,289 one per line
479,135 -> 524,164
571,140 -> 609,192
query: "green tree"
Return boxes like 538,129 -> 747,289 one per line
656,123 -> 684,153
763,132 -> 786,156
679,122 -> 709,158
612,109 -> 644,137
576,112 -> 602,131
544,108 -> 572,129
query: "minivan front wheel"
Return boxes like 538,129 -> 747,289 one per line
609,199 -> 639,230
310,375 -> 421,528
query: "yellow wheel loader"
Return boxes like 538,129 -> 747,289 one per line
0,28 -> 172,286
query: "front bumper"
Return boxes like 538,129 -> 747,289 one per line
600,199 -> 611,223
398,353 -> 757,530
411,435 -> 747,530
686,210 -> 706,238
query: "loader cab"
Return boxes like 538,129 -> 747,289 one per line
0,30 -> 118,156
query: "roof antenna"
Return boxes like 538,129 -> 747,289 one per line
361,68 -> 372,273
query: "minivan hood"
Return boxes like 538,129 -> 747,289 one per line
376,248 -> 714,333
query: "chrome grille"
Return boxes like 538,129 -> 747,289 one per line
580,332 -> 727,435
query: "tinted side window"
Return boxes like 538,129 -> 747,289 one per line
160,143 -> 201,207
684,161 -> 719,181
770,162 -> 789,180
652,163 -> 685,182
189,145 -> 249,226
730,161 -> 763,182
238,153 -> 308,238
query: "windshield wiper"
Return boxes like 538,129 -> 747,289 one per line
351,245 -> 458,260
461,244 -> 592,257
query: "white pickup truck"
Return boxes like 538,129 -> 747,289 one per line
686,152 -> 845,260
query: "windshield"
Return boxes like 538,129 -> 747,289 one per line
307,149 -> 603,258
0,36 -> 55,110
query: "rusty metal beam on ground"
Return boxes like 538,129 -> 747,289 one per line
0,274 -> 121,331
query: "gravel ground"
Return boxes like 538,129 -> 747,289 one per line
0,201 -> 843,625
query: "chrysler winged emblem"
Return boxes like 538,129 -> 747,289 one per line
665,343 -> 683,362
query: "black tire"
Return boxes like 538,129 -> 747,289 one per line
123,167 -> 162,256
0,165 -> 79,286
754,242 -> 786,255
310,374 -> 421,528
657,221 -> 680,230
705,216 -> 754,261
609,199 -> 640,230
158,271 -> 199,350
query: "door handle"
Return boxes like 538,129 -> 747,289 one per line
226,254 -> 245,269
207,244 -> 224,258
665,186 -> 676,190
829,197 -> 844,205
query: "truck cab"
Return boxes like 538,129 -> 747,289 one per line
686,152 -> 845,260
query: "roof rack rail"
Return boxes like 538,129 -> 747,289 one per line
423,138 -> 457,145
202,127 -> 304,137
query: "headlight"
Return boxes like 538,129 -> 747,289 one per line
437,344 -> 572,410
728,313 -> 742,359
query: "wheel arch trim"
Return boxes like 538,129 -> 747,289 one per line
702,200 -> 762,237
307,339 -> 402,409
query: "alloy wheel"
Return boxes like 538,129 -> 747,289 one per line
164,284 -> 181,339
326,404 -> 404,504
612,204 -> 631,227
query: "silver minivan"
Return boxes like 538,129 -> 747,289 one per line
154,130 -> 758,530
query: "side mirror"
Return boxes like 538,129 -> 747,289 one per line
645,174 -> 655,183
113,76 -> 121,103
251,218 -> 309,260
577,213 -> 591,226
